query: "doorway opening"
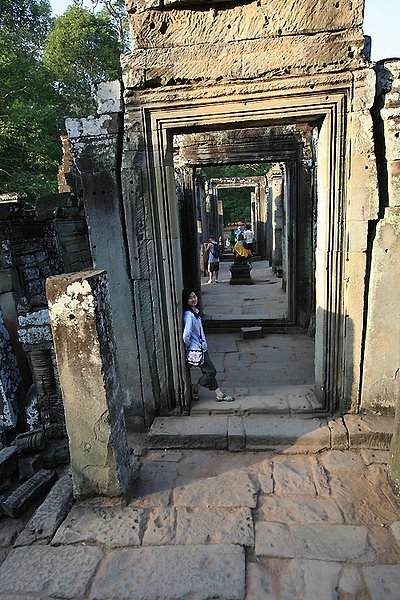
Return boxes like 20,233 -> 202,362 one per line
174,124 -> 320,415
138,86 -> 349,419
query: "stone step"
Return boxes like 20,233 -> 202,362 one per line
190,384 -> 322,416
241,325 -> 264,339
147,414 -> 394,453
203,318 -> 303,333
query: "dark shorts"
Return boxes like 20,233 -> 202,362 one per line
209,262 -> 219,273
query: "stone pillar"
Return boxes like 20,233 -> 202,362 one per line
46,269 -> 134,499
65,81 -> 146,429
266,181 -> 273,265
194,174 -> 206,277
270,164 -> 284,275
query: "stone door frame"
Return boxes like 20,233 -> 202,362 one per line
138,82 -> 349,413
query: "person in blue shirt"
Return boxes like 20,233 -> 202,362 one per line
203,234 -> 220,284
182,288 -> 235,402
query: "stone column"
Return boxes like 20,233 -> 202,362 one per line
266,179 -> 273,265
46,269 -> 134,499
194,174 -> 206,277
270,164 -> 284,275
65,81 -> 145,429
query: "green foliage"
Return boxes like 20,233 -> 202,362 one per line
0,0 -> 126,198
201,163 -> 270,225
44,6 -> 122,116
201,163 -> 269,179
218,188 -> 253,225
0,0 -> 52,55
0,0 -> 63,197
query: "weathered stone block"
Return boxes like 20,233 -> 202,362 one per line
241,326 -> 263,339
46,270 -> 134,499
362,565 -> 400,600
257,495 -> 344,525
122,31 -> 364,89
52,504 -> 147,547
246,559 -> 342,599
0,545 -> 103,598
65,114 -> 120,140
328,418 -> 349,450
128,0 -> 363,36
273,457 -> 318,496
14,471 -> 73,546
174,469 -> 258,508
175,507 -> 254,546
148,415 -> 228,449
344,415 -> 394,450
133,1 -> 363,50
228,415 -> 245,452
244,416 -> 330,451
93,80 -> 123,115
292,524 -> 368,561
255,522 -> 295,558
1,469 -> 57,518
18,454 -> 43,480
14,429 -> 46,455
142,507 -> 176,545
90,545 -> 245,600
0,446 -> 18,482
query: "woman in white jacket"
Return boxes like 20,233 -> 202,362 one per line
182,288 -> 235,403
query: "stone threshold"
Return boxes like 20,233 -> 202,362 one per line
147,414 -> 394,454
203,319 -> 302,333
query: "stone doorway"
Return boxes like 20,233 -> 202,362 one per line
174,129 -> 317,414
131,82 -> 351,419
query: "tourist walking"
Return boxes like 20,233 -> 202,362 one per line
182,288 -> 235,402
235,225 -> 243,241
203,234 -> 221,283
243,224 -> 254,253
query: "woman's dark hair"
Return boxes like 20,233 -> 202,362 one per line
182,287 -> 196,308
182,287 -> 201,316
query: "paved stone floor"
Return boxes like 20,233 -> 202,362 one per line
189,331 -> 318,414
201,260 -> 287,320
1,448 -> 399,599
198,259 -> 316,414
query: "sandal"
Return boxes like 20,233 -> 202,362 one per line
191,384 -> 199,401
215,394 -> 235,402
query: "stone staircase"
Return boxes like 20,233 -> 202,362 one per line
146,413 -> 394,454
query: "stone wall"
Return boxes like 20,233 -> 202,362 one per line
0,197 -> 92,434
361,60 -> 400,413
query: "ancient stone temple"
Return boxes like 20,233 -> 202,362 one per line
62,0 -> 400,443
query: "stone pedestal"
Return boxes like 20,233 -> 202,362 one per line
46,269 -> 135,499
230,259 -> 253,285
